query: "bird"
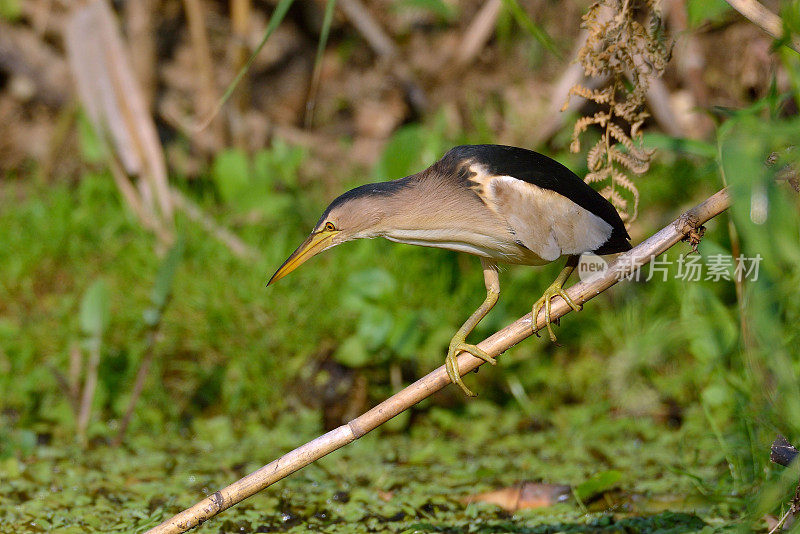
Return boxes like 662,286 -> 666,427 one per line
268,144 -> 631,396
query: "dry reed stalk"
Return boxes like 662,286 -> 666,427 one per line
170,189 -> 261,260
145,187 -> 732,534
66,0 -> 174,243
182,0 -> 225,147
454,0 -> 503,67
229,0 -> 251,147
68,342 -> 82,415
125,0 -> 158,109
76,341 -> 101,443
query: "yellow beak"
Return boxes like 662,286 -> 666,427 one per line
268,230 -> 339,286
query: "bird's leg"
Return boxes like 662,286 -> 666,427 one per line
532,255 -> 582,342
445,258 -> 500,397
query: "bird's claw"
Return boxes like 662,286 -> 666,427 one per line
445,339 -> 496,397
532,283 -> 581,342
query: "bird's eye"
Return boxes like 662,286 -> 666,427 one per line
324,222 -> 336,231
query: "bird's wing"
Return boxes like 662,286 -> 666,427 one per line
485,175 -> 614,261
441,145 -> 632,255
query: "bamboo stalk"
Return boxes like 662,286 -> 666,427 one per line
145,188 -> 732,534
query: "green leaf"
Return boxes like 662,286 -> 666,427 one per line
394,0 -> 457,23
500,0 -> 561,57
373,125 -> 427,182
642,133 -> 716,159
687,0 -> 731,27
0,457 -> 22,479
204,0 -> 296,122
76,112 -> 105,164
212,148 -> 250,203
356,306 -> 394,350
333,335 -> 371,367
305,0 -> 338,127
150,237 -> 185,312
680,284 -> 737,362
79,280 -> 110,339
783,0 -> 800,35
252,140 -> 306,188
0,0 -> 21,21
345,268 -> 397,302
387,311 -> 423,359
574,470 -> 622,501
701,383 -> 731,408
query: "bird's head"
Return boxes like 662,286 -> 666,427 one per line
267,182 -> 398,285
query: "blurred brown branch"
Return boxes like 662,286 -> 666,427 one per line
0,18 -> 71,107
453,0 -> 502,67
338,0 -> 428,113
144,187 -> 732,534
125,0 -> 159,109
724,0 -> 800,55
183,0 -> 226,147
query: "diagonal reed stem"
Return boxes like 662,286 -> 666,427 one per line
145,188 -> 732,534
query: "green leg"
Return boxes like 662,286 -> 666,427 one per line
445,258 -> 500,397
532,255 -> 582,342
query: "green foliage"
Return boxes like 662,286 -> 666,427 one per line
500,0 -> 561,57
643,132 -> 717,159
76,111 -> 106,164
0,403 -> 726,532
713,105 -> 800,514
334,268 -> 426,368
781,0 -> 800,35
207,0 -> 296,122
0,427 -> 35,461
680,284 -> 737,362
0,0 -> 21,21
144,238 -> 184,326
687,0 -> 731,28
212,139 -> 305,216
393,0 -> 458,24
79,279 -> 110,342
373,122 -> 449,182
574,470 -> 623,502
4,93 -> 800,530
211,148 -> 250,204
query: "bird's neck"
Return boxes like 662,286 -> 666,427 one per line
373,180 -> 510,258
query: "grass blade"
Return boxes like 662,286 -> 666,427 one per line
195,0 -> 296,131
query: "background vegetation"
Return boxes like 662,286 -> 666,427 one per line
1,0 -> 800,532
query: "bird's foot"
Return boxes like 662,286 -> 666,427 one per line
531,281 -> 582,342
445,336 -> 496,397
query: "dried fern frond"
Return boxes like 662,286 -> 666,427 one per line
565,0 -> 670,223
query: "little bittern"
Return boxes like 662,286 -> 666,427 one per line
269,145 -> 631,396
